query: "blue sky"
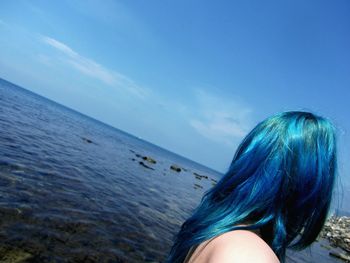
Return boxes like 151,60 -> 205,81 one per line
0,0 -> 349,189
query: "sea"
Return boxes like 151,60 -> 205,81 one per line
0,78 -> 347,262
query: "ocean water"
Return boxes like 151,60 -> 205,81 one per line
0,78 -> 345,262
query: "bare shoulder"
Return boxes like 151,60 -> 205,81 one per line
190,230 -> 280,263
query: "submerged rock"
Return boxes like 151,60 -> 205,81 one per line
193,183 -> 203,190
329,251 -> 350,262
139,161 -> 155,170
210,178 -> 218,186
81,137 -> 93,144
170,165 -> 181,172
142,156 -> 157,164
133,153 -> 157,164
193,172 -> 209,180
0,247 -> 33,262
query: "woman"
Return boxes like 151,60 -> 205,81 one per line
167,111 -> 338,263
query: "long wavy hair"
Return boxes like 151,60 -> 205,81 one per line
167,111 -> 338,263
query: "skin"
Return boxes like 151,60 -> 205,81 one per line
187,230 -> 280,263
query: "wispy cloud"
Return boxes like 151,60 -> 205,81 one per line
43,37 -> 77,57
189,90 -> 253,146
41,36 -> 147,98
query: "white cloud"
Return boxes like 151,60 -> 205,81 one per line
41,36 -> 147,98
40,37 -> 252,148
189,90 -> 253,146
43,37 -> 78,58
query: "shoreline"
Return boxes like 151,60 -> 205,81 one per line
320,215 -> 350,261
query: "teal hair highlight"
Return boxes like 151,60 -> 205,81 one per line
167,111 -> 337,263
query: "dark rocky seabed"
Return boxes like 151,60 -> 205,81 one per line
0,78 -> 347,262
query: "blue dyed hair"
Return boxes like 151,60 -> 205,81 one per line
167,111 -> 337,263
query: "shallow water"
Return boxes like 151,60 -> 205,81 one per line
0,78 -> 345,262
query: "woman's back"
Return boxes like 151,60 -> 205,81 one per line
185,230 -> 280,263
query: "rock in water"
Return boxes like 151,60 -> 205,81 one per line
329,251 -> 350,262
194,183 -> 203,189
0,247 -> 33,262
142,156 -> 157,164
82,137 -> 93,143
193,172 -> 209,180
170,165 -> 181,172
139,161 -> 155,170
